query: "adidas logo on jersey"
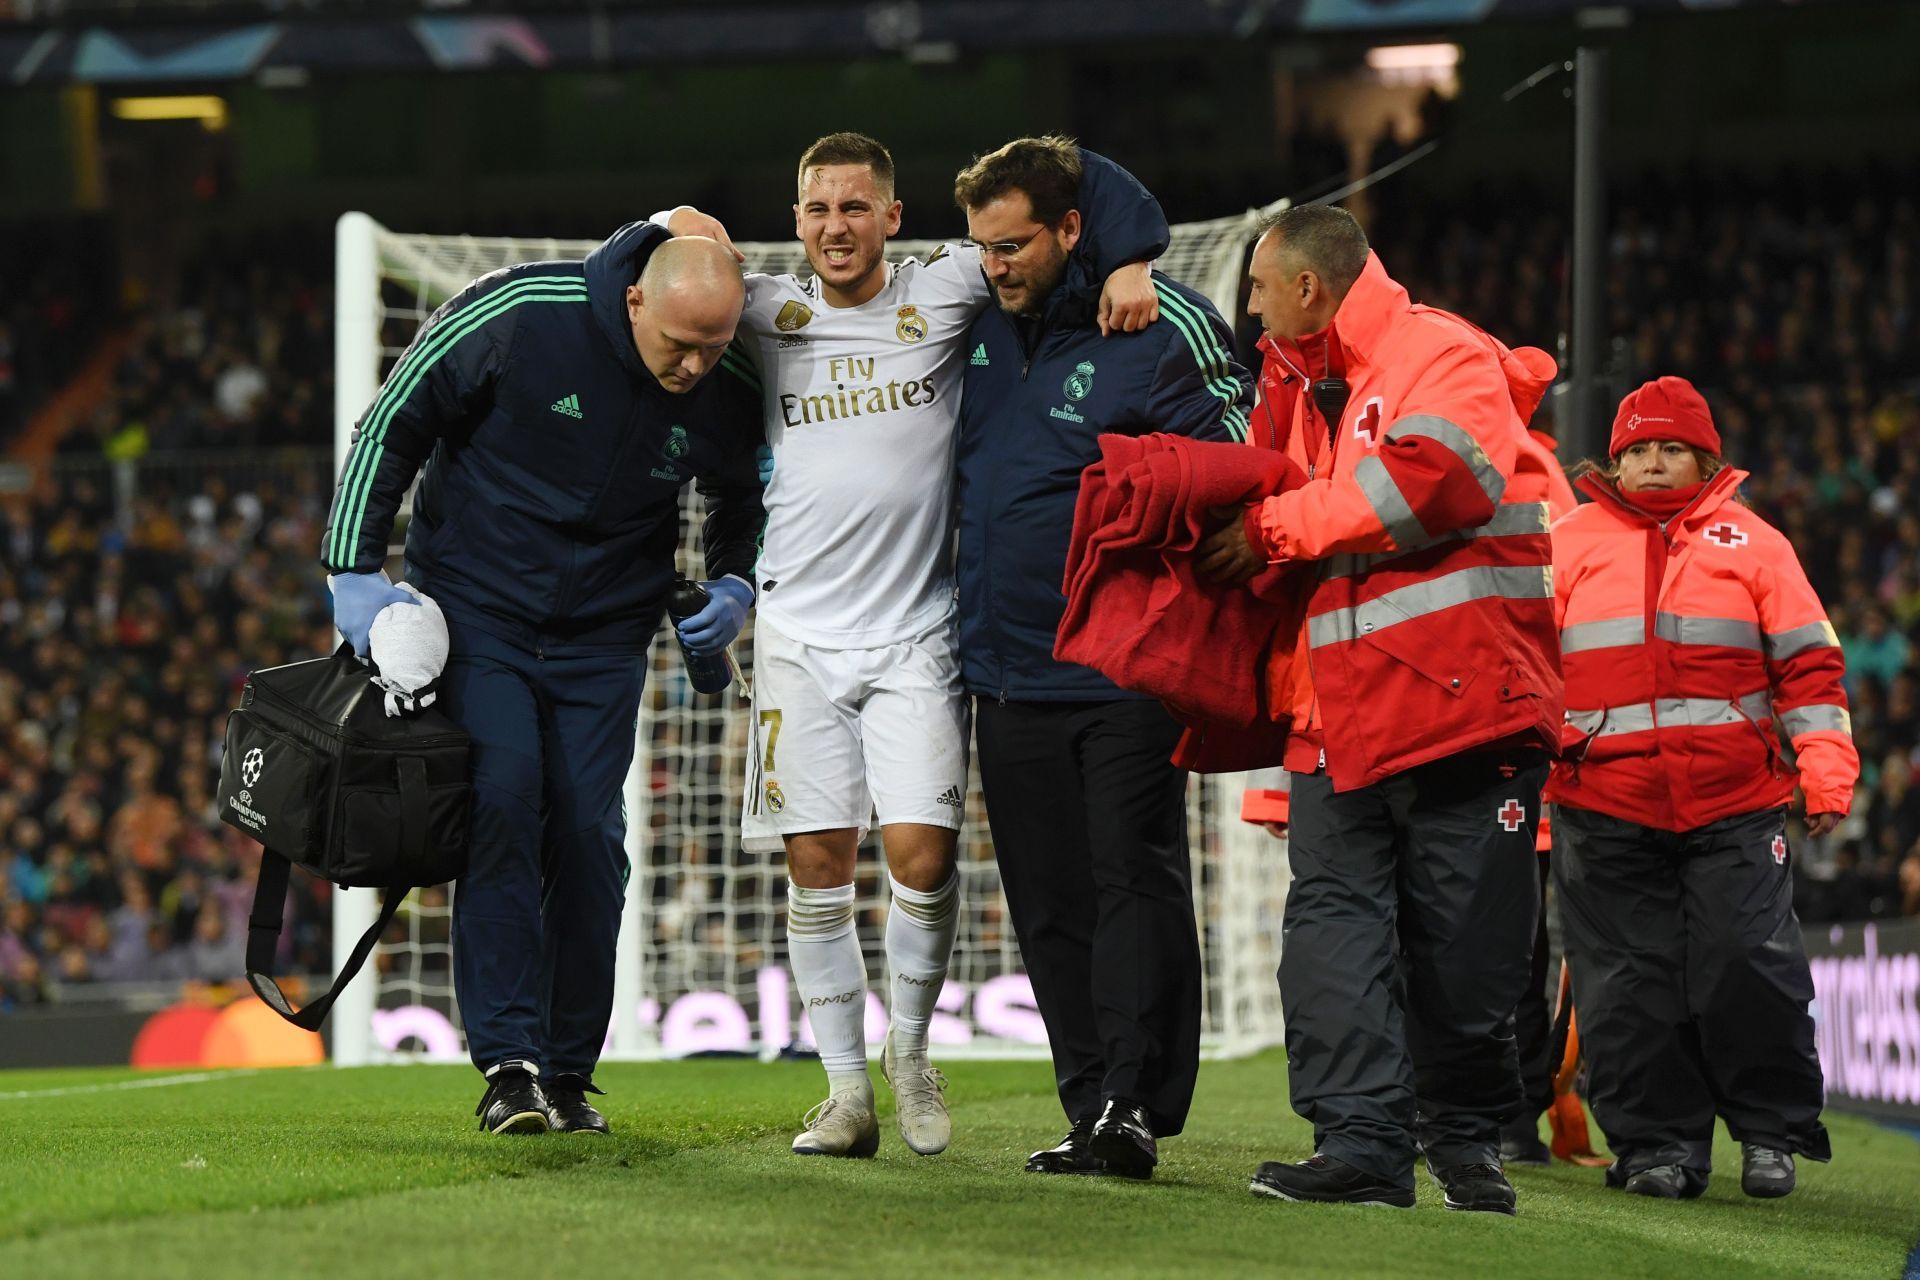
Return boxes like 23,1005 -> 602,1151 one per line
551,393 -> 583,418
969,343 -> 990,367
936,785 -> 963,809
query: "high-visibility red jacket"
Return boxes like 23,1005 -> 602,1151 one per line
1544,467 -> 1859,831
1244,252 -> 1564,792
1524,430 -> 1577,521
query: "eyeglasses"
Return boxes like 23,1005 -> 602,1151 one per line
964,227 -> 1049,262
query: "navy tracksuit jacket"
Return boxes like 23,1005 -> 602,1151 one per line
954,158 -> 1253,1136
322,220 -> 763,1078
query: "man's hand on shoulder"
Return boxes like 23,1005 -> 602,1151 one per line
663,206 -> 746,264
329,571 -> 418,659
1098,262 -> 1159,337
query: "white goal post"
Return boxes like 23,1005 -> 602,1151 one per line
330,205 -> 1290,1067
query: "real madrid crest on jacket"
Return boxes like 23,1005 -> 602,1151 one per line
956,261 -> 1253,700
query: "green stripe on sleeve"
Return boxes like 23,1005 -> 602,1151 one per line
718,348 -> 762,391
328,276 -> 587,567
1152,281 -> 1248,436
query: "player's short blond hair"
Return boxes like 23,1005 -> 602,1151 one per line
797,132 -> 895,200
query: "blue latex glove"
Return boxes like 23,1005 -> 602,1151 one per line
756,444 -> 774,486
329,571 -> 417,658
676,576 -> 752,656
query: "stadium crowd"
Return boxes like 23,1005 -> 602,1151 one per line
2,167 -> 1918,1005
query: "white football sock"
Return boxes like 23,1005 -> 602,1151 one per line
787,881 -> 870,1092
885,871 -> 960,1057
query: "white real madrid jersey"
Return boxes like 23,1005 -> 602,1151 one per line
737,246 -> 989,649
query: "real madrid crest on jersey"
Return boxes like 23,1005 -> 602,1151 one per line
896,305 -> 928,344
775,300 -> 813,332
1064,360 -> 1096,402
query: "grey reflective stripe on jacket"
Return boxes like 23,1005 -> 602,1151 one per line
1559,615 -> 1643,653
1777,703 -> 1852,737
1652,612 -> 1763,651
1325,501 -> 1549,581
1764,620 -> 1840,661
1307,563 -> 1554,649
1561,612 -> 1771,655
1347,414 -> 1506,554
1386,415 -> 1505,506
1565,688 -> 1774,738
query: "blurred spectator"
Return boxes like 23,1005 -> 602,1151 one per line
3,169 -> 1918,1019
1369,164 -> 1919,925
0,454 -> 337,1001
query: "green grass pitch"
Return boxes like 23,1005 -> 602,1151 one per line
1,1051 -> 1915,1279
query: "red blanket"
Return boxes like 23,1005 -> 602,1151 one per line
1054,433 -> 1310,768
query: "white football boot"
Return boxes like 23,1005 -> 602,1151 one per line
792,1083 -> 880,1158
882,1030 -> 951,1156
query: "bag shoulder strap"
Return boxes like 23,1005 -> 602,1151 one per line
246,756 -> 431,1031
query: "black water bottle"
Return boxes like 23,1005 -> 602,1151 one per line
666,577 -> 738,695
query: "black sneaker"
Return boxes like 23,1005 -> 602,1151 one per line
1087,1098 -> 1157,1180
1740,1145 -> 1795,1198
1498,1117 -> 1551,1166
1620,1164 -> 1706,1199
1250,1153 -> 1415,1208
475,1065 -> 549,1135
546,1074 -> 610,1135
1428,1160 -> 1518,1215
1025,1117 -> 1105,1175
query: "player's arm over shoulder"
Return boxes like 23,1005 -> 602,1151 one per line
895,242 -> 988,307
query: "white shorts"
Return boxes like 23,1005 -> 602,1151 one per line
742,617 -> 970,854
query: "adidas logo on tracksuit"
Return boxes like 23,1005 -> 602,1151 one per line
969,344 -> 989,367
551,393 -> 583,418
936,785 -> 964,809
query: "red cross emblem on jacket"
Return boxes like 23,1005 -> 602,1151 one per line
1497,799 -> 1526,831
1353,398 -> 1383,447
1704,522 -> 1749,548
1771,834 -> 1787,864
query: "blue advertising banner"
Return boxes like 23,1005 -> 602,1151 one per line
0,0 -> 1858,87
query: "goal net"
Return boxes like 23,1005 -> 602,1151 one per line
330,207 -> 1290,1065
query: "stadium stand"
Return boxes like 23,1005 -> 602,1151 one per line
1,168 -> 1916,1004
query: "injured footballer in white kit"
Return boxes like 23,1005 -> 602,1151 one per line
655,130 -> 1160,1159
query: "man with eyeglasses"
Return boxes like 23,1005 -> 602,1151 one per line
952,135 -> 1254,1181
655,132 -> 1165,1162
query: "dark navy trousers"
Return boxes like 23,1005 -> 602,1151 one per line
439,623 -> 644,1079
1280,748 -> 1547,1186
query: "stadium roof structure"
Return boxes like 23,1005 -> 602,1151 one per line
0,0 -> 1868,85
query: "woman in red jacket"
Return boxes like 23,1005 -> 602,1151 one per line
1547,377 -> 1858,1202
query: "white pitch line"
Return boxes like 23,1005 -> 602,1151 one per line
0,1069 -> 263,1100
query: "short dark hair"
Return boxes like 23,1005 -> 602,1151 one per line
797,132 -> 895,199
953,135 -> 1083,226
1256,204 -> 1370,297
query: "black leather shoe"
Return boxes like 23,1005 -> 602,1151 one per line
1498,1117 -> 1551,1166
546,1074 -> 610,1134
1428,1160 -> 1518,1215
1024,1117 -> 1105,1175
1088,1098 -> 1157,1180
1740,1145 -> 1795,1198
1250,1153 -> 1414,1208
475,1065 -> 550,1135
1620,1164 -> 1707,1199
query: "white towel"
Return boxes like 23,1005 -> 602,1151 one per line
368,582 -> 449,717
